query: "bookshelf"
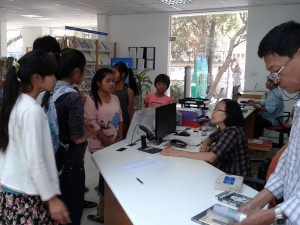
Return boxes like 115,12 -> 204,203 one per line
57,36 -> 116,92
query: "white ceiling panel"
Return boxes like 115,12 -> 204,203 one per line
1,0 -> 300,30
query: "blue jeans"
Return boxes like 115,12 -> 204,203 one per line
59,164 -> 85,225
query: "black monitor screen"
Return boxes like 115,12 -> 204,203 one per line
155,103 -> 176,144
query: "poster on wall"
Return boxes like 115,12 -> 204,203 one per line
128,47 -> 155,71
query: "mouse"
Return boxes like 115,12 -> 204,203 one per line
178,131 -> 190,136
170,139 -> 187,148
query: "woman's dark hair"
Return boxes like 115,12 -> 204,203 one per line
154,74 -> 170,89
56,48 -> 86,80
0,50 -> 57,152
90,68 -> 114,109
41,48 -> 86,108
112,62 -> 138,96
221,99 -> 245,127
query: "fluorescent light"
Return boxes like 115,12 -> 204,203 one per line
160,0 -> 192,5
20,14 -> 44,19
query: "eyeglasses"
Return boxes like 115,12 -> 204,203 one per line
268,57 -> 293,82
213,107 -> 226,112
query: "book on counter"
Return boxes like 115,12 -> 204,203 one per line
215,191 -> 252,208
191,204 -> 246,225
214,174 -> 244,193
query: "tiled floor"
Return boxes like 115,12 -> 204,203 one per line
81,152 -> 102,225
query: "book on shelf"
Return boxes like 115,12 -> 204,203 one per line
98,53 -> 111,66
214,174 -> 244,193
248,139 -> 272,147
215,191 -> 252,208
99,41 -> 113,52
86,68 -> 94,78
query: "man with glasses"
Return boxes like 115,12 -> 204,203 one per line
248,77 -> 284,138
235,21 -> 300,225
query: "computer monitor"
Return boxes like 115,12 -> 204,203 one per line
155,103 -> 177,144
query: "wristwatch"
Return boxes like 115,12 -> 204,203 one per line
274,206 -> 286,225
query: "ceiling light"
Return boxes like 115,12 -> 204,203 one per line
160,0 -> 192,5
20,14 -> 44,19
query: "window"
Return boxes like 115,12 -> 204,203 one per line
170,11 -> 248,100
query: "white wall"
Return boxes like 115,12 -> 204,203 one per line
0,22 -> 7,57
22,27 -> 50,53
245,4 -> 300,111
108,13 -> 170,92
108,6 -> 299,110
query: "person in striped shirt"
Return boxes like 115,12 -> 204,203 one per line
236,21 -> 300,225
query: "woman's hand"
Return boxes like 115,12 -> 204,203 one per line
160,146 -> 181,157
84,119 -> 96,139
48,196 -> 71,224
199,144 -> 209,152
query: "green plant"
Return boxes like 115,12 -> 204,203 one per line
135,69 -> 152,109
170,81 -> 184,102
135,69 -> 152,96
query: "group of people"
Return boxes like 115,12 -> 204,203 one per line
1,20 -> 300,225
0,34 -> 174,225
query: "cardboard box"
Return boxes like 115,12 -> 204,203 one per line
177,108 -> 206,128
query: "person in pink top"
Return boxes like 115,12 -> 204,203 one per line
144,74 -> 173,108
84,68 -> 123,223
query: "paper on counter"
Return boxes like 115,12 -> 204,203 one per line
120,156 -> 165,174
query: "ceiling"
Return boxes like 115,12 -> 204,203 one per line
1,0 -> 300,30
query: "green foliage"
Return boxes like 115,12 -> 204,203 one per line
171,12 -> 248,62
135,69 -> 152,96
170,81 -> 184,102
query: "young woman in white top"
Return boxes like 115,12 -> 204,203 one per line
0,50 -> 70,224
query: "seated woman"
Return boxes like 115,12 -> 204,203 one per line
161,99 -> 251,177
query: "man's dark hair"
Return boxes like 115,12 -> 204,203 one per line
258,21 -> 300,58
33,35 -> 61,54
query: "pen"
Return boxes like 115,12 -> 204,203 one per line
136,177 -> 144,184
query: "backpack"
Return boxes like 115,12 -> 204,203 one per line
45,85 -> 77,172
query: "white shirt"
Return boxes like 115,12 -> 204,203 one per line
265,99 -> 300,225
0,94 -> 60,201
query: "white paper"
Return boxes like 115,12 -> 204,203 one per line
137,58 -> 145,70
132,58 -> 137,70
129,48 -> 137,58
120,156 -> 165,174
137,48 -> 144,58
146,59 -> 153,70
146,48 -> 154,59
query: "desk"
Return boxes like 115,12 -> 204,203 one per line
243,108 -> 256,138
92,140 -> 258,225
240,91 -> 266,100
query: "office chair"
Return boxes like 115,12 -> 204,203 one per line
244,144 -> 287,207
267,112 -> 292,148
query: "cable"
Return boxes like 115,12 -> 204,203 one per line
271,87 -> 299,101
128,124 -> 139,146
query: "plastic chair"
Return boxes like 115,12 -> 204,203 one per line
267,112 -> 292,148
244,144 -> 287,207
